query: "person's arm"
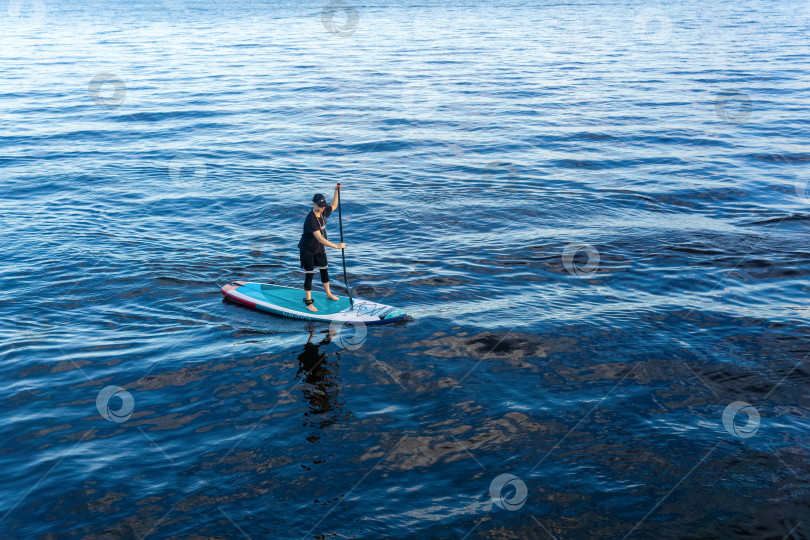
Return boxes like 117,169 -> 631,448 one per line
314,230 -> 345,249
330,182 -> 341,211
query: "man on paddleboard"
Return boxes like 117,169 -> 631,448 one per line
298,183 -> 345,312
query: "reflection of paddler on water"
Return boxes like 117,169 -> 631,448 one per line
296,328 -> 351,434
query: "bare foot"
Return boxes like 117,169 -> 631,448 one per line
326,293 -> 339,301
306,303 -> 318,312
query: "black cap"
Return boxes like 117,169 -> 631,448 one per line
312,193 -> 328,207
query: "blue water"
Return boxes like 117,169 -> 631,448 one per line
2,1 -> 809,538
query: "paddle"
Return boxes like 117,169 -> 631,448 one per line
336,185 -> 353,307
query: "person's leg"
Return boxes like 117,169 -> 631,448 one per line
321,269 -> 339,300
315,253 -> 338,300
305,273 -> 314,292
301,250 -> 317,311
304,272 -> 317,311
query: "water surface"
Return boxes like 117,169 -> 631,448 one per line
1,1 -> 809,538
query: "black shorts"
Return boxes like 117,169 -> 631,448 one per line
299,250 -> 328,273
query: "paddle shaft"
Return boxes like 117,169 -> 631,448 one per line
337,188 -> 353,307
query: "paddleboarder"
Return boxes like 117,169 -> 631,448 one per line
298,183 -> 345,312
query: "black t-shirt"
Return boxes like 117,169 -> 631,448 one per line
298,206 -> 332,253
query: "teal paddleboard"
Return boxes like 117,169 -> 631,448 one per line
221,282 -> 408,324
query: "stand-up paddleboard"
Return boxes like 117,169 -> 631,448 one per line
221,281 -> 408,325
